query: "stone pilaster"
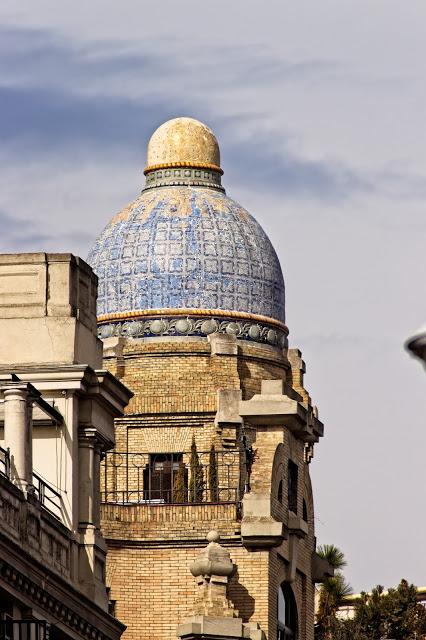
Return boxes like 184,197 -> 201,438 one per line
77,426 -> 108,609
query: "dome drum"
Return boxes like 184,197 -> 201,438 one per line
143,165 -> 224,192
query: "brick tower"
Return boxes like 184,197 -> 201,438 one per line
88,117 -> 330,640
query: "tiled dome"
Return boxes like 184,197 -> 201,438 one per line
88,118 -> 286,346
88,186 -> 285,321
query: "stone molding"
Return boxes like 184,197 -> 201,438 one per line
239,379 -> 323,443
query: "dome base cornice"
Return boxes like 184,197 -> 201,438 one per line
97,308 -> 288,348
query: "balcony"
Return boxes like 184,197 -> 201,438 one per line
32,473 -> 62,521
0,461 -> 73,582
0,445 -> 62,521
101,450 -> 245,505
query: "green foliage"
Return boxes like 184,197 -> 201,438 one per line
317,544 -> 347,571
316,573 -> 352,639
316,574 -> 426,640
315,544 -> 352,639
208,443 -> 219,502
351,579 -> 426,640
189,436 -> 204,502
173,460 -> 187,503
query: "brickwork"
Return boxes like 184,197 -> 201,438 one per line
102,503 -> 240,540
104,338 -> 241,416
106,544 -> 270,640
101,335 -> 321,640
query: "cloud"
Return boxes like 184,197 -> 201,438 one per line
222,128 -> 372,200
0,209 -> 92,253
0,24 -> 373,203
0,23 -> 424,211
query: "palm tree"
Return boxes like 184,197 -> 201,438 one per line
316,545 -> 352,639
317,544 -> 347,571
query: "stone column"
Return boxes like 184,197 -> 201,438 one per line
3,384 -> 33,493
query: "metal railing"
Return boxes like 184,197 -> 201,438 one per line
0,446 -> 10,479
101,450 -> 245,505
33,473 -> 62,520
0,621 -> 50,640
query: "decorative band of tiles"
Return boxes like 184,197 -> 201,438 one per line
97,313 -> 288,348
144,161 -> 223,175
143,166 -> 224,192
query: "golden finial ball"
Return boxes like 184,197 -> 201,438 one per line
146,117 -> 220,170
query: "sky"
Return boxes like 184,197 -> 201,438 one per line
1,0 -> 426,593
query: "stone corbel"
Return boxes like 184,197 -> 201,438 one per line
208,333 -> 238,356
241,493 -> 286,548
288,514 -> 308,539
239,379 -> 323,443
311,552 -> 335,583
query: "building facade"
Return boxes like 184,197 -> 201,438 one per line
88,117 -> 331,640
0,253 -> 132,640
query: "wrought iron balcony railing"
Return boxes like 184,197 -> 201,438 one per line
0,620 -> 50,640
101,450 -> 245,505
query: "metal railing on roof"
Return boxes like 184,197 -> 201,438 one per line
33,472 -> 62,520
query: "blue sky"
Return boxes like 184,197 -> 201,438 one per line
1,0 -> 426,592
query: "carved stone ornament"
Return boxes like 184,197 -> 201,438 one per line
189,530 -> 237,619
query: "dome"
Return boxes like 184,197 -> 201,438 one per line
146,117 -> 220,171
88,118 -> 287,346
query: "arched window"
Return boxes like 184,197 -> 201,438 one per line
277,583 -> 298,639
302,498 -> 308,522
287,460 -> 298,513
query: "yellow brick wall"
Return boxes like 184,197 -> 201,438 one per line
101,335 -> 319,640
106,544 -> 270,640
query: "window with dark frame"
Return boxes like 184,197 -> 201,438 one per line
277,582 -> 298,639
143,453 -> 186,503
287,460 -> 298,514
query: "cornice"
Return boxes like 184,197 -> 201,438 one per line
97,309 -> 288,349
0,540 -> 124,640
98,308 -> 287,330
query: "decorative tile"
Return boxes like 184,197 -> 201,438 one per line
87,186 -> 285,323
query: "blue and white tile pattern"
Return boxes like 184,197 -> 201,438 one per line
88,186 -> 285,323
